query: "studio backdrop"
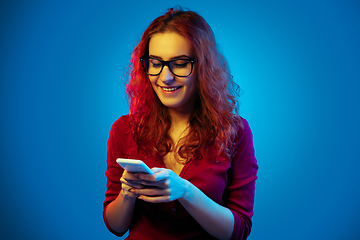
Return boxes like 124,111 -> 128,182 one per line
1,0 -> 359,239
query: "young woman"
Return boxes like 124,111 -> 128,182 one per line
103,7 -> 258,240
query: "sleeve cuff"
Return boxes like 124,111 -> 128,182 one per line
229,209 -> 251,240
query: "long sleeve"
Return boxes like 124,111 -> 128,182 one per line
103,116 -> 129,236
226,118 -> 258,240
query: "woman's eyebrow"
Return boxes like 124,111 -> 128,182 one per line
149,54 -> 192,60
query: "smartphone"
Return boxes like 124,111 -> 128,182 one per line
116,158 -> 154,174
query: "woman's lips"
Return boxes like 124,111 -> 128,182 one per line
160,86 -> 182,92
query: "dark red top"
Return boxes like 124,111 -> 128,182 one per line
103,115 -> 258,240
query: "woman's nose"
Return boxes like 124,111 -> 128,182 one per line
159,66 -> 175,84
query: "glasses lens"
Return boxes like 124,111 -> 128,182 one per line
170,60 -> 192,77
145,58 -> 162,75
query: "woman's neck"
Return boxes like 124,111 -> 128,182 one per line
167,108 -> 191,153
168,108 -> 191,129
167,94 -> 197,128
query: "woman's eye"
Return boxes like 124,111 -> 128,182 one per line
173,61 -> 189,68
152,63 -> 161,68
150,60 -> 162,68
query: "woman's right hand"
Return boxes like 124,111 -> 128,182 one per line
106,170 -> 141,233
120,170 -> 145,198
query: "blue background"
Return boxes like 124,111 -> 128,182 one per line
1,0 -> 359,239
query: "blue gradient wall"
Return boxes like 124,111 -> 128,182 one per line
1,1 -> 359,239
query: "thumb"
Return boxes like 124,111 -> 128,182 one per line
151,167 -> 166,173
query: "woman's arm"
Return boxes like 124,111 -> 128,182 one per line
132,169 -> 235,240
105,189 -> 137,233
179,180 -> 235,240
105,170 -> 144,234
104,116 -> 139,234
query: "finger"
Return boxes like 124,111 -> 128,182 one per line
122,170 -> 141,181
138,169 -> 170,181
152,169 -> 172,181
132,188 -> 170,196
136,172 -> 157,181
121,188 -> 139,198
126,182 -> 146,189
120,178 -> 145,189
138,179 -> 167,188
138,195 -> 171,203
151,167 -> 166,173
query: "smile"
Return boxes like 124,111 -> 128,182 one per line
160,86 -> 182,92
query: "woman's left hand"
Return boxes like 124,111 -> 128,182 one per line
130,168 -> 190,203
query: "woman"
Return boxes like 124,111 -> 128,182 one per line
103,7 -> 258,240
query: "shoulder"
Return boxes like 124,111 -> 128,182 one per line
239,117 -> 252,138
107,115 -> 133,158
113,114 -> 130,126
231,116 -> 255,159
232,116 -> 253,141
110,115 -> 131,135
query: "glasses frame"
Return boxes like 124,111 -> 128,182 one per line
140,56 -> 197,77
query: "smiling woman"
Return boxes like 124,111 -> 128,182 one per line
103,6 -> 258,240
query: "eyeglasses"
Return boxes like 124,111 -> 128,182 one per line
140,57 -> 197,77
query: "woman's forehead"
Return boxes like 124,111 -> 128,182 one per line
148,32 -> 193,60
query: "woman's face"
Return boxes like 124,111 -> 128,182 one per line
148,31 -> 197,114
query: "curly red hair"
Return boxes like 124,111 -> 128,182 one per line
126,7 -> 242,162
